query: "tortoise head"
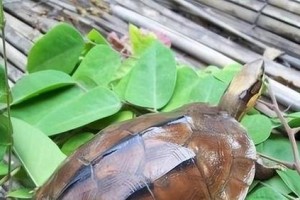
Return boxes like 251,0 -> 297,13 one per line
219,59 -> 264,121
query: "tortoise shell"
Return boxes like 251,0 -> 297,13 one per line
36,103 -> 256,200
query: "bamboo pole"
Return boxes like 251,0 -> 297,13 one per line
110,4 -> 236,66
119,0 -> 258,63
268,0 -> 300,15
195,0 -> 300,43
228,0 -> 300,28
171,0 -> 300,87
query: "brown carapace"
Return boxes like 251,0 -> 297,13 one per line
36,59 -> 264,200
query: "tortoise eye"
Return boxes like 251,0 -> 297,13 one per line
251,81 -> 262,95
239,80 -> 262,104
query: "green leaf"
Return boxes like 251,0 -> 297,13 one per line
6,188 -> 33,199
84,29 -> 110,55
123,41 -> 177,109
88,110 -> 134,130
256,135 -> 300,163
87,29 -> 109,46
246,185 -> 288,200
27,23 -> 84,74
286,112 -> 300,128
0,64 -> 6,103
277,169 -> 300,197
112,57 -> 137,82
241,114 -> 272,144
0,144 -> 6,160
12,86 -> 122,135
61,132 -> 94,156
11,70 -> 75,104
262,175 -> 292,196
73,45 -> 121,87
163,67 -> 199,111
129,24 -> 157,55
12,118 -> 66,186
190,75 -> 227,105
0,115 -> 11,145
213,63 -> 241,84
0,162 -> 8,175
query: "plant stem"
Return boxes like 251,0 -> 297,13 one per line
0,0 -> 14,190
266,77 -> 300,174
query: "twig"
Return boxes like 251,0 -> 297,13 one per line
265,77 -> 300,174
0,0 -> 14,190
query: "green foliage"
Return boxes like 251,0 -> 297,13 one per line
11,86 -> 121,136
262,175 -> 292,196
0,64 -> 11,109
6,188 -> 33,199
129,24 -> 157,55
162,67 -> 199,111
0,162 -> 8,175
241,114 -> 272,144
87,29 -> 109,46
61,132 -> 94,156
118,41 -> 177,109
11,70 -> 75,105
73,45 -> 121,88
1,23 -> 299,198
0,64 -> 5,104
0,115 -> 10,145
277,169 -> 300,197
246,185 -> 288,200
27,23 -> 84,74
12,118 -> 66,186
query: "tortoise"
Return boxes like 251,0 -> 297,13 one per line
35,59 -> 264,200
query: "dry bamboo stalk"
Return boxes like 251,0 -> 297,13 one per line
119,0 -> 258,63
195,0 -> 300,43
3,23 -> 33,54
196,5 -> 300,57
229,0 -> 300,28
48,0 -> 77,12
46,0 -> 128,35
5,13 -> 42,43
174,0 -> 300,57
0,57 -> 24,83
0,37 -> 27,71
172,0 -> 300,88
268,0 -> 300,15
110,3 -> 235,66
268,79 -> 300,111
173,0 -> 269,50
4,1 -> 57,33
